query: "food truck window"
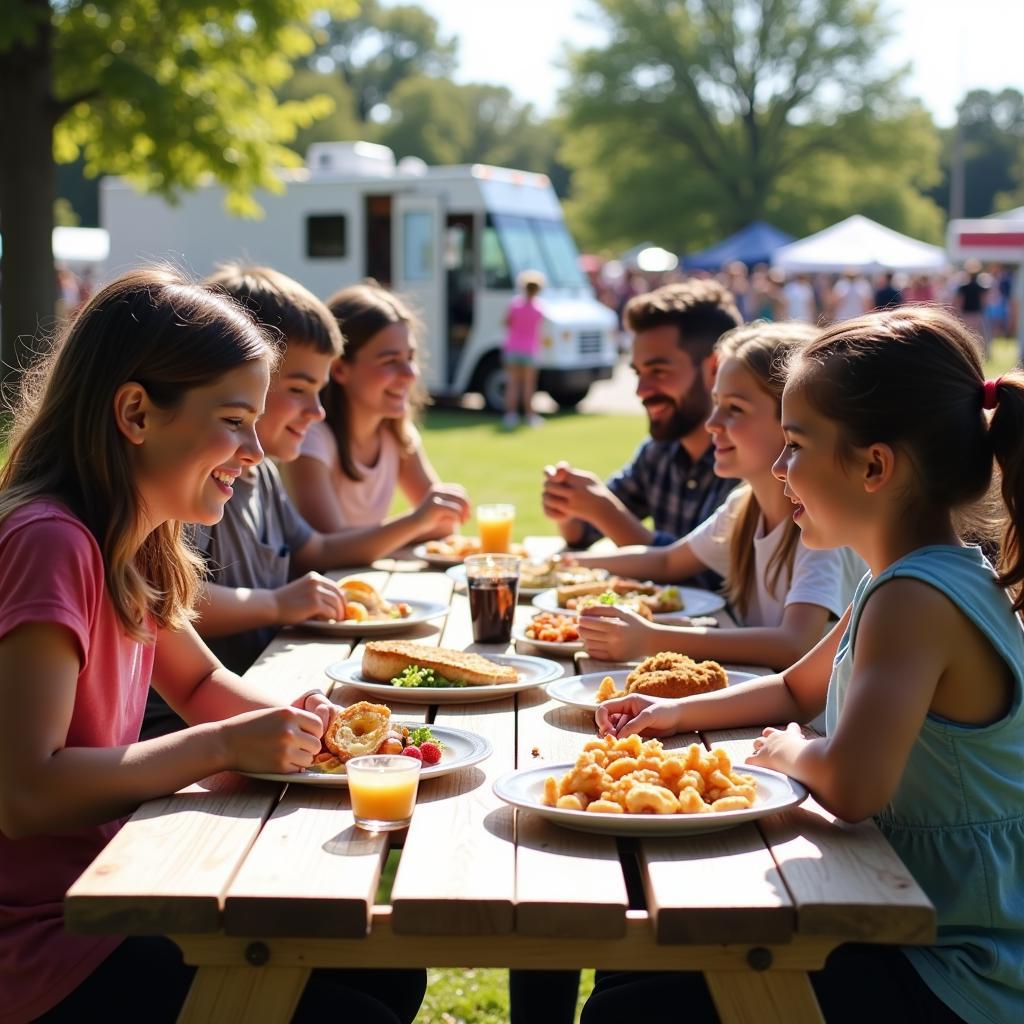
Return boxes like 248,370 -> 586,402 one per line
402,211 -> 433,281
482,214 -> 513,290
306,215 -> 347,258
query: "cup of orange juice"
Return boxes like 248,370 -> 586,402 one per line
477,503 -> 515,553
347,754 -> 422,832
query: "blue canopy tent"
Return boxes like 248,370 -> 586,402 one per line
683,221 -> 795,271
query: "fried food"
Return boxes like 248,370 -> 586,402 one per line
593,653 -> 729,702
362,640 -> 519,686
523,611 -> 580,644
337,578 -> 411,622
323,700 -> 392,763
541,736 -> 757,815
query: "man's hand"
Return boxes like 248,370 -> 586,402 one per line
542,461 -> 615,527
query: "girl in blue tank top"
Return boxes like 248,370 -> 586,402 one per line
590,307 -> 1023,1024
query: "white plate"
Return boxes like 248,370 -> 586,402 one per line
244,724 -> 491,787
546,668 -> 762,711
531,585 -> 726,621
325,652 -> 564,704
493,763 -> 807,837
445,563 -> 550,599
511,619 -> 584,656
299,598 -> 449,637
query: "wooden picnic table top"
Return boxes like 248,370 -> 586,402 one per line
64,545 -> 935,1023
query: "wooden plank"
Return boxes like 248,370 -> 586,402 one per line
65,773 -> 277,935
178,965 -> 309,1024
705,728 -> 935,945
706,970 -> 824,1024
222,785 -> 387,938
175,910 -> 839,971
390,696 -> 517,934
248,634 -> 353,702
514,685 -> 630,938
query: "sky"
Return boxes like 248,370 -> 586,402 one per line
394,0 -> 1024,126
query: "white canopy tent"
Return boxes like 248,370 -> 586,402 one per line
772,215 -> 946,274
0,226 -> 109,268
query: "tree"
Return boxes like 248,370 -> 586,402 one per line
308,0 -> 457,121
560,0 -> 943,252
0,0 -> 351,387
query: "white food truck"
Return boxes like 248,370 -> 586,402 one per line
101,141 -> 618,409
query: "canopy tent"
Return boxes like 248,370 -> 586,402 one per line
683,221 -> 794,270
771,215 -> 946,274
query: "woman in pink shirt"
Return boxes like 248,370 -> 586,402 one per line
502,269 -> 546,428
0,269 -> 424,1023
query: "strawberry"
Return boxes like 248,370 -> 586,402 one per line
402,745 -> 423,761
419,741 -> 442,765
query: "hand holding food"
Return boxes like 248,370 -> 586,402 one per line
542,735 -> 757,815
274,571 -> 347,625
221,705 -> 326,773
308,700 -> 445,773
578,604 -> 660,662
362,640 -> 519,688
337,578 -> 411,622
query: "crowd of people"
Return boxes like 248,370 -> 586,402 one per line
1,262 -> 1021,1024
585,257 -> 1019,358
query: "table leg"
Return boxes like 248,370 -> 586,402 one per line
177,964 -> 311,1024
705,970 -> 824,1024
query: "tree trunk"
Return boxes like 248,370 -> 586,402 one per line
0,0 -> 57,394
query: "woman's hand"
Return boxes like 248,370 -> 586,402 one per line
578,604 -> 657,661
746,722 -> 807,773
594,693 -> 685,738
218,706 -> 326,773
413,483 -> 471,538
273,572 -> 346,625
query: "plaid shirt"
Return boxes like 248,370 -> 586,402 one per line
576,439 -> 739,588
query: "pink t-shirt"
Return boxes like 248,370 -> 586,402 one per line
503,296 -> 544,356
0,501 -> 155,1023
294,421 -> 419,527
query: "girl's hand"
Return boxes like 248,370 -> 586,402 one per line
292,690 -> 336,734
594,693 -> 685,738
414,484 -> 471,538
273,572 -> 346,625
219,706 -> 325,773
746,722 -> 807,773
578,605 -> 656,661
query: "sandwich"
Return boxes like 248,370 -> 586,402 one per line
362,640 -> 519,687
556,576 -> 658,607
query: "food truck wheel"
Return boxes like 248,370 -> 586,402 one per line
546,386 -> 589,410
476,354 -> 507,412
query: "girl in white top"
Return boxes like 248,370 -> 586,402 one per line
282,281 -> 470,563
576,321 -> 865,668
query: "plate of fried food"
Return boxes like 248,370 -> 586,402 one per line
511,610 -> 583,655
447,559 -> 608,599
325,641 -> 564,704
532,578 -> 726,622
243,700 -> 492,786
546,653 -> 762,711
299,579 -> 448,637
493,735 -> 807,836
414,535 -> 528,568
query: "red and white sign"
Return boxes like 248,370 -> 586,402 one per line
947,219 -> 1024,263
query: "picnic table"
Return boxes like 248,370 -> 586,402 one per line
64,552 -> 934,1023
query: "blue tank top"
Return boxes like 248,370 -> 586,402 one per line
827,545 -> 1024,1024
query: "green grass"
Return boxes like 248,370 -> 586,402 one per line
387,409 -> 645,535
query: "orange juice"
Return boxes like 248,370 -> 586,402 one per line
477,503 -> 515,553
347,755 -> 421,832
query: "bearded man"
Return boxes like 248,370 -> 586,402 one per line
542,279 -> 741,587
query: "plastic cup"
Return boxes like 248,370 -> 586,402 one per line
465,553 -> 520,643
347,754 -> 422,832
477,503 -> 515,553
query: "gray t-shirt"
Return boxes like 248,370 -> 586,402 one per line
142,460 -> 315,740
192,459 -> 314,674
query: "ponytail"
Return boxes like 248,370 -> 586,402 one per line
988,373 -> 1024,611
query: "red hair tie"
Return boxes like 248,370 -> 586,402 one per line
982,377 -> 1003,410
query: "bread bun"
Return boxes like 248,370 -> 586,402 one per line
323,700 -> 392,762
362,641 -> 518,686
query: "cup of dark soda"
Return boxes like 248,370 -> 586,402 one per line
464,554 -> 520,643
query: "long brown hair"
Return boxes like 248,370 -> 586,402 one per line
789,306 -> 1024,610
0,267 -> 277,640
322,280 -> 425,481
716,321 -> 819,618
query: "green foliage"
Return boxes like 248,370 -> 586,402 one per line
8,0 -> 356,217
276,67 -> 362,160
561,0 -> 945,250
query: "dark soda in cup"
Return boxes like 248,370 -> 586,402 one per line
464,554 -> 520,643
